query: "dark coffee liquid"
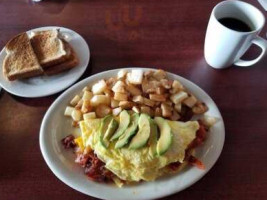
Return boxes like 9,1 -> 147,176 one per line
218,18 -> 252,32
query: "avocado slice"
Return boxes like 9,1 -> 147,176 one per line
148,118 -> 158,157
110,110 -> 130,141
99,115 -> 113,147
129,114 -> 151,149
101,118 -> 118,148
154,117 -> 173,155
115,113 -> 139,149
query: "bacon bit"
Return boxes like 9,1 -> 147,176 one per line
61,135 -> 76,149
188,155 -> 205,170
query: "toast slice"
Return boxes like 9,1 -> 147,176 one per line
3,33 -> 43,81
44,44 -> 79,75
30,29 -> 69,68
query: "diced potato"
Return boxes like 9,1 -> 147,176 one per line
106,77 -> 117,88
82,91 -> 93,101
95,105 -> 111,118
82,86 -> 90,92
112,107 -> 122,116
143,97 -> 155,107
170,110 -> 180,121
154,107 -> 162,117
125,84 -> 142,96
111,98 -> 120,108
174,103 -> 182,113
114,92 -> 128,101
160,79 -> 172,89
112,81 -> 126,93
75,99 -> 83,109
192,102 -> 208,114
90,95 -> 110,107
156,87 -> 165,95
144,70 -> 154,78
71,109 -> 82,121
81,100 -> 91,113
92,79 -> 107,94
142,80 -> 161,93
83,112 -> 96,120
165,100 -> 173,106
183,95 -> 197,108
64,106 -> 75,116
70,95 -> 81,106
132,106 -> 140,113
132,95 -> 144,104
117,69 -> 128,80
170,91 -> 188,104
140,106 -> 154,117
149,94 -> 166,102
201,115 -> 217,127
127,69 -> 143,85
153,69 -> 167,80
119,101 -> 134,109
72,121 -> 79,128
161,103 -> 172,118
104,89 -> 113,97
172,80 -> 184,90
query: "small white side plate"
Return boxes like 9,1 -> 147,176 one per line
0,26 -> 90,98
40,68 -> 225,200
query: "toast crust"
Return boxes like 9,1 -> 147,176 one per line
3,33 -> 43,81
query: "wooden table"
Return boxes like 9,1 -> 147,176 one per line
1,0 -> 267,199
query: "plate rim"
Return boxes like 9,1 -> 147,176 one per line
40,67 -> 225,200
0,26 -> 90,98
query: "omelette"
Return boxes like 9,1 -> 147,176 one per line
78,118 -> 199,183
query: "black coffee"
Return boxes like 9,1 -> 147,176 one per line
218,17 -> 252,32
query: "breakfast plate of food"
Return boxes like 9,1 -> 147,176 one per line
0,26 -> 90,97
40,68 -> 225,200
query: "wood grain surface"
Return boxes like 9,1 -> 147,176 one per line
0,0 -> 267,200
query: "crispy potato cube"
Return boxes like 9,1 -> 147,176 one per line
90,95 -> 110,107
70,95 -> 81,106
126,84 -> 142,96
117,69 -> 128,80
165,100 -> 173,106
81,100 -> 91,113
82,86 -> 90,92
127,69 -> 143,85
82,90 -> 93,101
83,112 -> 96,120
192,102 -> 208,114
183,95 -> 197,108
112,107 -> 122,116
75,99 -> 83,109
156,87 -> 165,95
140,106 -> 154,117
92,79 -> 107,94
174,103 -> 182,113
143,97 -> 155,107
104,89 -> 113,97
153,69 -> 167,80
132,95 -> 144,104
170,91 -> 188,104
95,105 -> 111,118
71,109 -> 82,121
160,79 -> 172,89
142,80 -> 161,93
170,110 -> 180,121
111,98 -> 120,108
154,107 -> 162,117
64,106 -> 75,116
132,106 -> 140,113
201,115 -> 217,127
172,80 -> 184,90
114,92 -> 128,101
119,101 -> 134,109
144,70 -> 154,78
161,103 -> 172,118
106,77 -> 117,88
149,94 -> 166,102
112,81 -> 126,93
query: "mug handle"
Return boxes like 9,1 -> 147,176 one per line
234,36 -> 267,67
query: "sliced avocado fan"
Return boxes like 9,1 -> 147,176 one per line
115,113 -> 139,149
99,115 -> 113,148
148,118 -> 158,157
101,118 -> 118,148
110,110 -> 130,141
154,117 -> 173,155
129,114 -> 151,149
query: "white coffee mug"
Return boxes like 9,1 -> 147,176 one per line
204,0 -> 267,69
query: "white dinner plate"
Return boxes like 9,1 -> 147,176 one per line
40,68 -> 225,200
0,26 -> 90,98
